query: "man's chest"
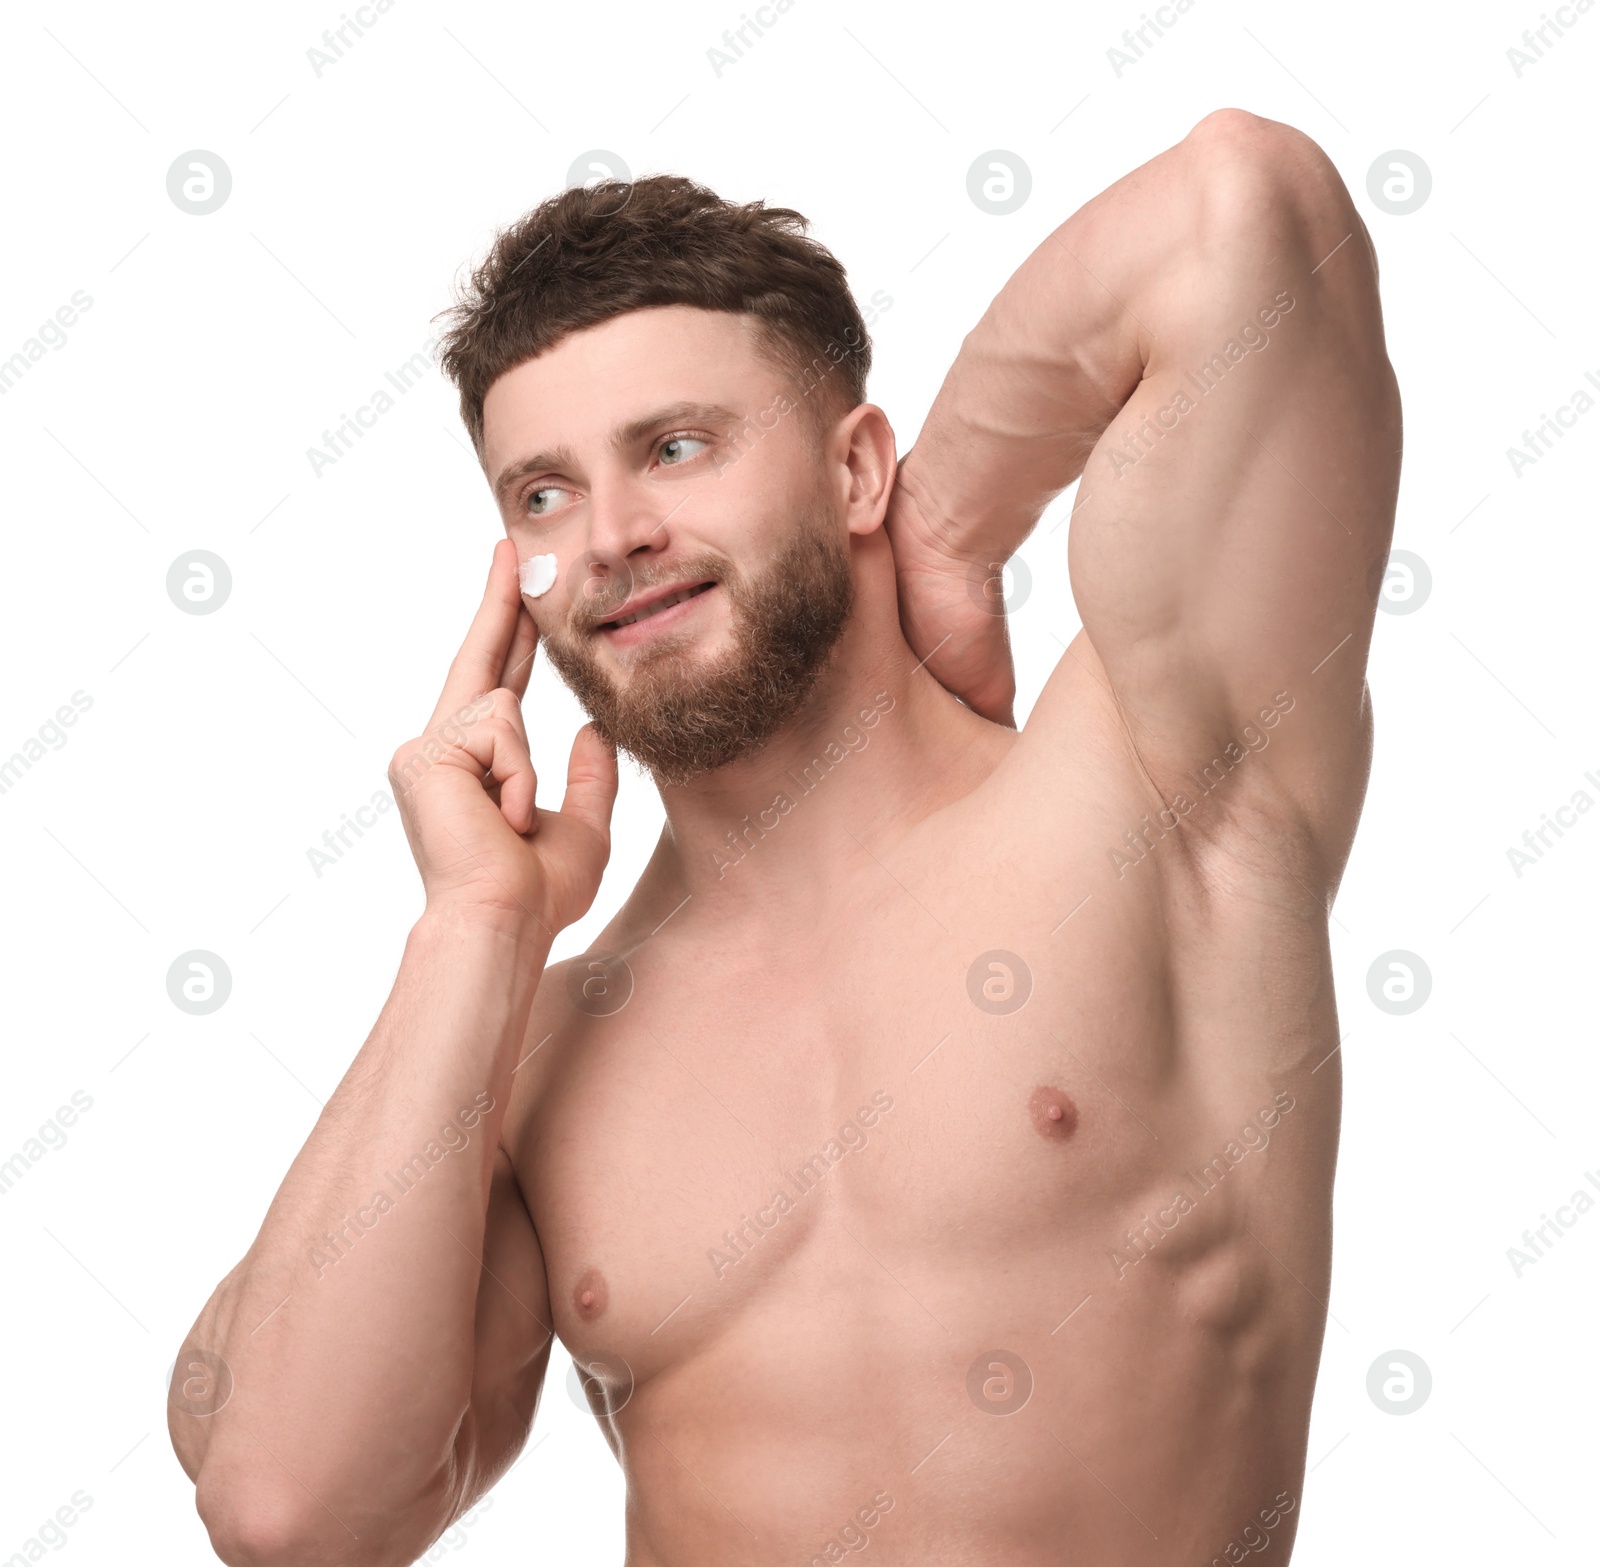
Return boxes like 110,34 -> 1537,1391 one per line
506,859 -> 1208,1378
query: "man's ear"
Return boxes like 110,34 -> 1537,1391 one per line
836,404 -> 898,538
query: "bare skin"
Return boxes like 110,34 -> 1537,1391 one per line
171,109 -> 1399,1567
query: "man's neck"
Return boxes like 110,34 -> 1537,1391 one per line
643,590 -> 1010,914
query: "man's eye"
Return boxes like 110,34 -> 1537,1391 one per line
659,436 -> 708,466
525,485 -> 571,517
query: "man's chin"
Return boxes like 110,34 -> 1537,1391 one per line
595,624 -> 725,671
544,649 -> 788,785
540,637 -> 721,774
541,509 -> 854,784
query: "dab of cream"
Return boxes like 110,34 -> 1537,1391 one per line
519,553 -> 558,598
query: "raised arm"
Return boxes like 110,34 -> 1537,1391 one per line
888,109 -> 1400,881
169,542 -> 618,1567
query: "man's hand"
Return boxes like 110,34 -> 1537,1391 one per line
884,453 -> 1019,727
389,537 -> 618,934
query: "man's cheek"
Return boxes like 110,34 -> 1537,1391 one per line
518,551 -> 559,599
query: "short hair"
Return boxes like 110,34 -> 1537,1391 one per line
435,174 -> 873,456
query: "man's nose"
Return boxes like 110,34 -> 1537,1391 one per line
585,476 -> 676,564
574,476 -> 679,611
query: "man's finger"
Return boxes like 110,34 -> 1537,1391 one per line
428,539 -> 523,730
963,664 -> 1018,728
499,603 -> 540,701
436,709 -> 538,837
559,724 -> 619,846
944,622 -> 1018,727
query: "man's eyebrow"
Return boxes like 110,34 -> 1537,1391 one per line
491,401 -> 742,507
610,400 -> 741,452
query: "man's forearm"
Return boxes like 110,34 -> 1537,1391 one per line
896,136 -> 1201,556
171,909 -> 550,1558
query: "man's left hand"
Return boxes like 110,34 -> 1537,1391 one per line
883,454 -> 1019,728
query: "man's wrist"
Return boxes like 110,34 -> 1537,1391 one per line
891,446 -> 1038,568
409,900 -> 556,964
400,904 -> 555,1076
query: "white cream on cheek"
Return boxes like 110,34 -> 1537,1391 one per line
519,553 -> 558,598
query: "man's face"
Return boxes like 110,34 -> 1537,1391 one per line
481,306 -> 855,784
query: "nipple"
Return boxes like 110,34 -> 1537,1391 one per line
520,553 -> 558,598
574,1266 -> 608,1321
1029,1085 -> 1080,1141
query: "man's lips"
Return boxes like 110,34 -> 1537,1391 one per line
595,579 -> 717,636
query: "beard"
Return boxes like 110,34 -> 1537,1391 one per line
540,503 -> 855,787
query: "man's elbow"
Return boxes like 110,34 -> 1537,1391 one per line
1180,107 -> 1360,250
194,1475 -> 329,1567
193,1471 -> 424,1567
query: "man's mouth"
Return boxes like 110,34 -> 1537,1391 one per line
597,580 -> 717,635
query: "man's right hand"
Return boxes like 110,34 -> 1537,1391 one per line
389,538 -> 619,935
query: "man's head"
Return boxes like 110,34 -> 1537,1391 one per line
436,176 -> 893,786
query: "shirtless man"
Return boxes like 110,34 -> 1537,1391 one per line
169,109 -> 1400,1566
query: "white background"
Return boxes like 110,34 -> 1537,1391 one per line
0,0 -> 1594,1561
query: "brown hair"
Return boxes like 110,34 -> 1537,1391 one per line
435,174 -> 873,456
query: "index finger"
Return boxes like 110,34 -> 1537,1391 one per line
428,539 -> 525,730
498,601 -> 541,702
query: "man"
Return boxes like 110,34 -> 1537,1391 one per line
169,108 -> 1399,1567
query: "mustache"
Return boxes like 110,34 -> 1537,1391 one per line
567,556 -> 729,631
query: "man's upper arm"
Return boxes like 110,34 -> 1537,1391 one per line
1058,113 -> 1401,846
429,1146 -> 553,1535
